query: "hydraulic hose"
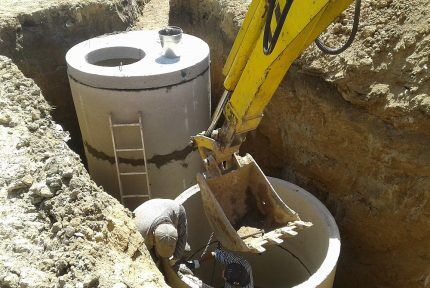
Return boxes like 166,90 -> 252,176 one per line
263,0 -> 294,55
314,0 -> 361,55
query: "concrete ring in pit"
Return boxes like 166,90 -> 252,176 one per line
176,177 -> 340,288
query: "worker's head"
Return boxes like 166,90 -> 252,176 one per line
223,262 -> 250,287
153,223 -> 178,258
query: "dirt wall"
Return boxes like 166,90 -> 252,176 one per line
0,1 -> 169,287
170,0 -> 430,287
0,0 -> 145,159
0,55 -> 167,288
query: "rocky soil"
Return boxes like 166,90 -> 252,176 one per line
0,1 -> 170,287
133,0 -> 170,30
0,55 -> 167,288
171,0 -> 430,287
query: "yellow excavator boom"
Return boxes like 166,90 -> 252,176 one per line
193,0 -> 354,253
224,0 -> 353,142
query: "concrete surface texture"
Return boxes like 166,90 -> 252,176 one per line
177,179 -> 340,288
66,31 -> 210,88
170,0 -> 430,287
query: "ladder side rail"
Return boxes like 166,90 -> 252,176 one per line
138,113 -> 152,199
109,114 -> 125,204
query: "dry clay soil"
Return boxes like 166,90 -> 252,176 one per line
0,1 -> 169,287
0,56 -> 168,288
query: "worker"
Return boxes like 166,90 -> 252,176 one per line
134,198 -> 188,261
185,246 -> 253,288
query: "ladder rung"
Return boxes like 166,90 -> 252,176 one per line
119,172 -> 147,176
116,148 -> 145,152
111,123 -> 140,128
109,114 -> 151,204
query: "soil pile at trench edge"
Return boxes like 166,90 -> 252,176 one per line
0,56 -> 167,288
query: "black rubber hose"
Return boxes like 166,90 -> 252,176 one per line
315,0 -> 361,55
263,0 -> 295,55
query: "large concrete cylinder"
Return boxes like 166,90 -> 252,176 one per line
66,30 -> 210,209
176,177 -> 340,288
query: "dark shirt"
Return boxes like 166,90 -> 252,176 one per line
214,248 -> 254,288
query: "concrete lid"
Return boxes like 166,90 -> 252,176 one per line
66,30 -> 210,89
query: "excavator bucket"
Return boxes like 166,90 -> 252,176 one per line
197,154 -> 312,253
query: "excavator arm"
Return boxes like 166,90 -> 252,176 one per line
192,0 -> 354,253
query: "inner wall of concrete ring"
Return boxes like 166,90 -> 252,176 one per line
176,177 -> 340,288
67,35 -> 211,210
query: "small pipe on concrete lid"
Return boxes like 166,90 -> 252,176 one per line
159,26 -> 183,58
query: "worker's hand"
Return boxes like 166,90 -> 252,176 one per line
183,260 -> 200,270
169,258 -> 178,266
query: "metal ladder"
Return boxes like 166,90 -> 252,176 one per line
109,113 -> 151,205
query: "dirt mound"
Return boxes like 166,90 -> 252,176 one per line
300,0 -> 430,132
0,56 -> 166,288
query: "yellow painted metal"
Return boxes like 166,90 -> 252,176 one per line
223,0 -> 267,91
193,134 -> 219,160
193,134 -> 241,164
225,0 -> 353,135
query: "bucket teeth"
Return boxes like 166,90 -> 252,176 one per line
265,235 -> 284,245
247,243 -> 267,253
294,220 -> 313,228
245,221 -> 312,251
278,221 -> 313,237
253,246 -> 266,253
280,227 -> 299,236
198,154 -> 313,253
242,221 -> 313,252
243,237 -> 268,251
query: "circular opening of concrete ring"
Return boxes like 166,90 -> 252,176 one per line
86,46 -> 145,67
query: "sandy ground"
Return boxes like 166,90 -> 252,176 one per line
134,0 -> 170,30
0,55 -> 168,288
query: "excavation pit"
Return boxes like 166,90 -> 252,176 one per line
176,177 -> 341,288
1,1 -> 428,287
